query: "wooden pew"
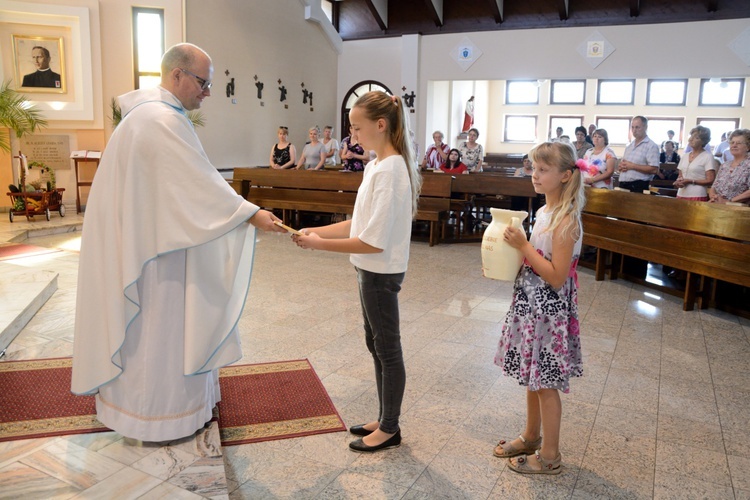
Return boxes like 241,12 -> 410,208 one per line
417,173 -> 452,246
483,153 -> 524,173
582,188 -> 750,311
448,174 -> 538,238
233,168 -> 452,246
233,168 -> 361,225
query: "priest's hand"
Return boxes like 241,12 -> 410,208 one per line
249,209 -> 284,232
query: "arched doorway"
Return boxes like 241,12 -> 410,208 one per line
340,80 -> 392,137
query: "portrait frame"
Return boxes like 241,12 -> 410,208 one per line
12,34 -> 66,94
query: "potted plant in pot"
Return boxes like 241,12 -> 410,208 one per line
109,96 -> 205,128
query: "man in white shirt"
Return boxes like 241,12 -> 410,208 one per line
618,116 -> 660,193
322,126 -> 340,166
713,131 -> 734,163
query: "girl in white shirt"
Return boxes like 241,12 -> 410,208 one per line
293,91 -> 421,453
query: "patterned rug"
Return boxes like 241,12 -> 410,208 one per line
0,243 -> 61,261
0,358 -> 346,445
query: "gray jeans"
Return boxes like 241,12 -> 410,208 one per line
356,267 -> 406,434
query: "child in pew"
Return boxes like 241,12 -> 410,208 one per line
291,91 -> 421,453
493,141 -> 585,475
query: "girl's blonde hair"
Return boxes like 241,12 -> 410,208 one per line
352,91 -> 422,217
529,142 -> 586,241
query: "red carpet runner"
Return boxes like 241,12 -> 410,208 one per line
0,243 -> 61,261
0,358 -> 346,445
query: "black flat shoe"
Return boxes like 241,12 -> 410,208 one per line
349,424 -> 376,436
349,430 -> 401,453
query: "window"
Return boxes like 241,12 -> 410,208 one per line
699,79 -> 745,106
549,116 -> 583,140
504,115 -> 537,142
341,80 -> 392,133
597,79 -> 635,105
596,117 -> 632,145
696,118 -> 741,147
645,118 -> 684,149
133,8 -> 164,89
506,81 -> 539,104
550,80 -> 586,104
646,79 -> 687,105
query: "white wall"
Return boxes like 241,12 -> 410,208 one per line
186,0 -> 339,169
337,19 -> 750,155
337,36 -> 402,116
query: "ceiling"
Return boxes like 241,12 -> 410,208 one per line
332,0 -> 750,40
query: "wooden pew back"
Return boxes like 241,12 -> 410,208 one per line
582,188 -> 750,310
451,174 -> 536,198
234,168 -> 363,195
233,167 -> 453,245
584,188 -> 750,241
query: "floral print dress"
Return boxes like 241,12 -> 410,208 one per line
494,206 -> 583,393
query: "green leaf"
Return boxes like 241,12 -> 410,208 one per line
0,80 -> 48,153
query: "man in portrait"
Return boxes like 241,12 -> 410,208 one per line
22,46 -> 61,88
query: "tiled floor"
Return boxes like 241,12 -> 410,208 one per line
1,214 -> 748,499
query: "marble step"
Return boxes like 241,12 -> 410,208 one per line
0,262 -> 58,356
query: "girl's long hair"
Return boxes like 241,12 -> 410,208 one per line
529,142 -> 585,241
353,91 -> 422,217
445,148 -> 461,169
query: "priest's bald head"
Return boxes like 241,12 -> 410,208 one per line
161,43 -> 213,111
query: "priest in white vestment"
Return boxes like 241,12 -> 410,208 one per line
71,43 -> 283,441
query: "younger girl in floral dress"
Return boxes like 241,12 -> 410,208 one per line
493,141 -> 585,475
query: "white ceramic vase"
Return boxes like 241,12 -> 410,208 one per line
481,208 -> 529,281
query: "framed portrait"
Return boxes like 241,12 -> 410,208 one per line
12,34 -> 66,94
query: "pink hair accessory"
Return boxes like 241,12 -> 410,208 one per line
574,159 -> 588,171
391,95 -> 398,104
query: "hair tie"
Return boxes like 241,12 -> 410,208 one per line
574,159 -> 588,171
391,95 -> 398,105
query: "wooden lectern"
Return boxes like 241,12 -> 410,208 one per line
70,151 -> 101,213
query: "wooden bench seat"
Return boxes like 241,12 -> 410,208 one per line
582,188 -> 750,311
233,168 -> 361,227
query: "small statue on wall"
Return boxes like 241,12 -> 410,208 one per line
279,85 -> 287,102
226,77 -> 235,98
302,88 -> 313,106
255,80 -> 264,99
402,90 -> 416,108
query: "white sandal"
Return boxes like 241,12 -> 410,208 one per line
493,434 -> 542,458
508,450 -> 562,475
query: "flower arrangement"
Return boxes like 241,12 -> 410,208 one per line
27,161 -> 56,190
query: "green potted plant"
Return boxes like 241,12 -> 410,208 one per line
0,80 -> 47,154
109,96 -> 205,128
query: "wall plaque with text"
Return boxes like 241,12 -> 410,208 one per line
20,135 -> 72,170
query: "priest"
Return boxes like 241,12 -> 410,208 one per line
22,46 -> 62,88
71,43 -> 283,441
